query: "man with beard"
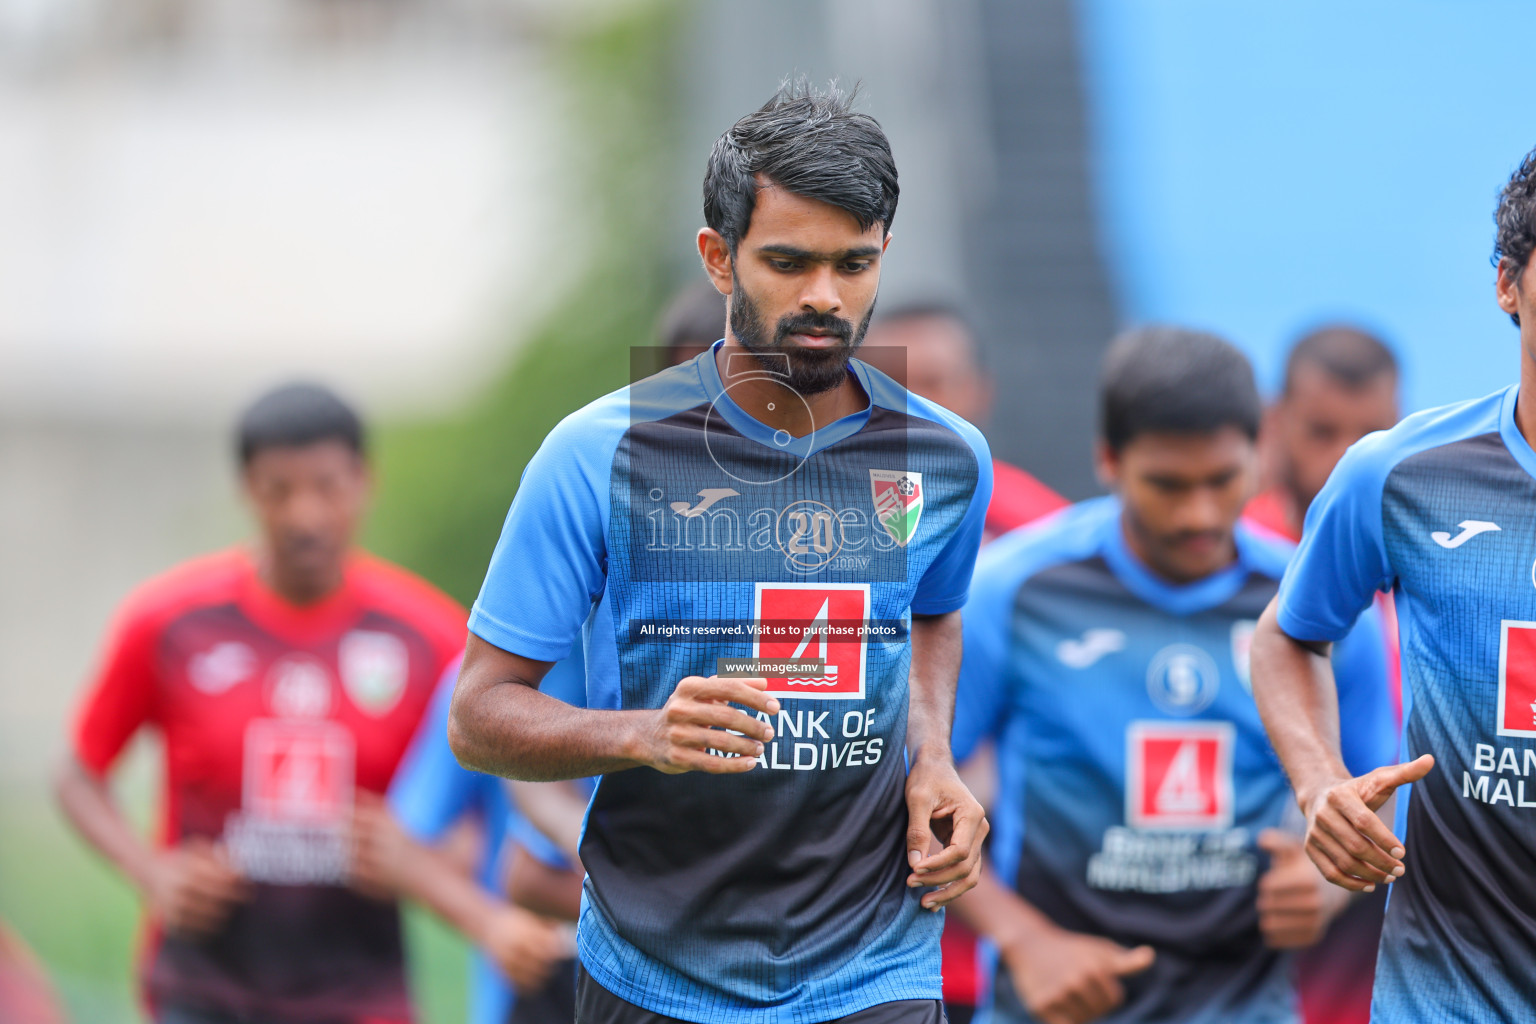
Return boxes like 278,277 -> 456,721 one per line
449,83 -> 992,1024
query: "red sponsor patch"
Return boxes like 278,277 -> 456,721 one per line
1497,621 -> 1536,738
242,719 -> 355,823
753,583 -> 870,700
1126,721 -> 1234,830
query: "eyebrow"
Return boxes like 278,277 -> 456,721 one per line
755,244 -> 882,262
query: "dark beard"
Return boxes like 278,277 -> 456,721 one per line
728,276 -> 873,396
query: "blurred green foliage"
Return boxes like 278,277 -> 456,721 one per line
366,3 -> 686,607
1,4 -> 689,1024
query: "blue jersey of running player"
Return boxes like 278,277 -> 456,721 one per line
470,340 -> 992,1024
955,497 -> 1396,1024
389,650 -> 586,1024
1276,384 -> 1536,1024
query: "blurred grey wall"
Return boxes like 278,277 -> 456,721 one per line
673,0 -> 1116,499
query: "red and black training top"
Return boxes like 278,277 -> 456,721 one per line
72,547 -> 465,1024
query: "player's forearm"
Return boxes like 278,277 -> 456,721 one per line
906,610 -> 963,762
508,779 -> 588,863
391,833 -> 506,945
1251,601 -> 1351,807
450,677 -> 652,781
508,847 -> 584,921
950,863 -> 1060,948
53,757 -> 159,894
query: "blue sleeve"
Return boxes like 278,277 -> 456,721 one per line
952,541 -> 1020,763
510,815 -> 572,871
539,644 -> 588,707
1330,601 -> 1398,776
1275,437 -> 1394,643
468,407 -> 616,662
389,661 -> 476,841
912,428 -> 994,616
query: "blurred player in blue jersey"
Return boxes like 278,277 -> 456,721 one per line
367,652 -> 588,1024
448,82 -> 993,1024
952,327 -> 1397,1024
1252,148 -> 1536,1023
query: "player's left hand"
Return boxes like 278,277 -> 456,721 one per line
348,791 -> 409,901
904,751 -> 988,910
1256,828 -> 1348,949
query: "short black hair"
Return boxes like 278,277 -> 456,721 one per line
703,80 -> 898,254
237,382 -> 366,466
1495,147 -> 1536,327
1283,325 -> 1398,394
1100,326 -> 1260,452
657,279 -> 726,357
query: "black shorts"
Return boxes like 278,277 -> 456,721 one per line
574,963 -> 946,1024
510,957 -> 579,1024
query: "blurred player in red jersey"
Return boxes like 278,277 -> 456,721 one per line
1245,327 -> 1400,1024
1248,326 -> 1399,543
862,303 -> 1068,543
863,303 -> 1067,1024
54,383 -> 467,1024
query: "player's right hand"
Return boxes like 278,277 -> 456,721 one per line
1302,754 -> 1434,892
638,675 -> 779,775
1000,925 -> 1155,1024
480,905 -> 570,993
144,837 -> 249,938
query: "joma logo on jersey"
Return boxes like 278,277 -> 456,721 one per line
1496,621 -> 1536,738
1126,721 -> 1234,830
753,583 -> 870,699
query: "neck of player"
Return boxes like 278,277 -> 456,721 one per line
715,335 -> 869,437
258,547 -> 346,606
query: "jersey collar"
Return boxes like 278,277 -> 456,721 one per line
695,338 -> 873,459
1097,498 -> 1254,617
235,545 -> 366,646
1498,384 -> 1536,483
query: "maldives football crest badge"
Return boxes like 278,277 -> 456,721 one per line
870,469 -> 924,547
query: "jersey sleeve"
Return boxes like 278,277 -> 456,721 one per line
468,410 -> 614,662
1329,600 -> 1399,777
912,429 -> 994,616
389,665 -> 477,841
1275,437 -> 1395,643
72,599 -> 161,777
951,542 -> 1019,763
509,814 -> 571,870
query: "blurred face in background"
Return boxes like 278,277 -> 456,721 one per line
242,440 -> 370,601
860,314 -> 993,425
1098,426 -> 1257,584
704,180 -> 888,396
1270,362 -> 1398,514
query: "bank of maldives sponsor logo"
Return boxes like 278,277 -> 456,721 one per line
753,583 -> 870,699
870,469 -> 924,547
1125,720 -> 1235,830
1497,620 -> 1536,738
226,718 -> 355,884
